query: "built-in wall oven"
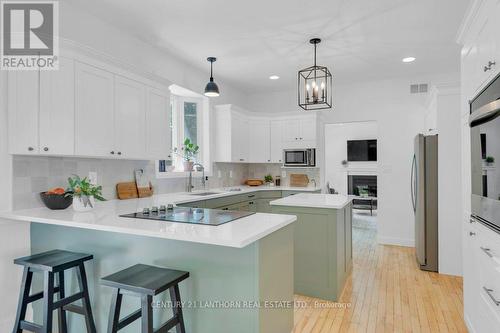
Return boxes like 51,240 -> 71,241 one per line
283,148 -> 316,167
470,74 -> 500,232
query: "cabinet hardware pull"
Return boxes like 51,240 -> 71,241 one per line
295,138 -> 298,140
248,195 -> 255,198
480,247 -> 493,258
28,147 -> 34,151
483,287 -> 500,306
117,152 -> 122,155
110,151 -> 115,155
249,202 -> 254,204
469,231 -> 476,236
488,60 -> 496,67
469,218 -> 475,224
484,65 -> 491,72
43,147 -> 49,152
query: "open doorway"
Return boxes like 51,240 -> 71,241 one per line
324,121 -> 378,237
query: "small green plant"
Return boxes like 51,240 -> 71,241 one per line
264,174 -> 273,183
66,175 -> 105,201
486,156 -> 495,163
174,138 -> 200,162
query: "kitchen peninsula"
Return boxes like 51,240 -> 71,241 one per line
270,193 -> 353,301
0,188 -> 310,333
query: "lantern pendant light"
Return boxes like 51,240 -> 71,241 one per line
204,57 -> 220,97
298,38 -> 332,110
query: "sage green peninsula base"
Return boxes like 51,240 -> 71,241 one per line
272,200 -> 353,301
30,223 -> 294,333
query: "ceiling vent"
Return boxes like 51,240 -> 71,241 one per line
410,83 -> 428,94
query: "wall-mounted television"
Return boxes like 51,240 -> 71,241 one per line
347,139 -> 377,161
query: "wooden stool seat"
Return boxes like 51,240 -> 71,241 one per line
12,249 -> 96,333
102,264 -> 189,333
101,264 -> 189,296
14,249 -> 93,272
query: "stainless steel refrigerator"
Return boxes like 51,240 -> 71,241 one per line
411,134 -> 438,272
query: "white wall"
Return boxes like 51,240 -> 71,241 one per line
324,122 -> 378,195
434,85 -> 462,276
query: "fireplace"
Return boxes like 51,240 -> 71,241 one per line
348,175 -> 377,197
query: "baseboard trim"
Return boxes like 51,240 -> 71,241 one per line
377,236 -> 415,247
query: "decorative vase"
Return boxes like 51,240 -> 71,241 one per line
72,195 -> 95,212
184,161 -> 194,171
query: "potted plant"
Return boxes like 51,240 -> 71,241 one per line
486,156 -> 495,166
174,138 -> 200,171
66,175 -> 105,212
264,174 -> 274,186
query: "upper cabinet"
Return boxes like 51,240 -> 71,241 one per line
75,62 -> 115,157
114,75 -> 147,159
40,56 -> 75,155
282,117 -> 317,149
8,51 -> 172,161
146,87 -> 171,160
460,0 -> 500,99
214,104 -> 317,164
8,70 -> 39,155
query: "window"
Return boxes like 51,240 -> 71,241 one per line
157,87 -> 210,178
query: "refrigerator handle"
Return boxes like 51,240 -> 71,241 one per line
411,154 -> 416,212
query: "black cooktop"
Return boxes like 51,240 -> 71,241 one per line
120,207 -> 255,226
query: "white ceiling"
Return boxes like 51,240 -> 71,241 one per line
65,0 -> 469,93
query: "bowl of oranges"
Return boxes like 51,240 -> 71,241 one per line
40,187 -> 72,210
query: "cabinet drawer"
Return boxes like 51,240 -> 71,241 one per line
255,191 -> 282,199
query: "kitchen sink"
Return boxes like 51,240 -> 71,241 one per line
189,192 -> 222,196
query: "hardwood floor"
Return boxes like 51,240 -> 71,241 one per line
292,211 -> 466,333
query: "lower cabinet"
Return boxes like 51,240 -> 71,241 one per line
464,220 -> 500,331
271,203 -> 352,301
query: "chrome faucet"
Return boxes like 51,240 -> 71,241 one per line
187,163 -> 205,192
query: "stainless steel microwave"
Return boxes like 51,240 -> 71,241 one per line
470,73 -> 500,232
283,148 -> 316,167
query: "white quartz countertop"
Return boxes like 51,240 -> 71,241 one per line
0,186 -> 322,248
270,193 -> 352,209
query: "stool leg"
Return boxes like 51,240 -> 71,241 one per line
42,271 -> 55,333
170,285 -> 186,333
58,271 -> 68,333
12,266 -> 33,333
107,288 -> 122,333
76,263 -> 97,333
140,294 -> 153,333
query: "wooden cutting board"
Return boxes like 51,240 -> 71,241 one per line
289,174 -> 309,187
116,182 -> 139,200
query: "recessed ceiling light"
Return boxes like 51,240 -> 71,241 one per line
402,57 -> 416,63
269,75 -> 280,80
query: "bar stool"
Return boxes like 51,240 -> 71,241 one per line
12,249 -> 97,333
101,264 -> 189,333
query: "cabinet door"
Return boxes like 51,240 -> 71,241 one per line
300,117 -> 316,141
75,62 -> 114,157
8,70 -> 39,154
463,224 -> 480,328
114,75 -> 146,159
231,113 -> 249,162
146,87 -> 171,160
270,120 -> 284,163
249,119 -> 270,163
283,119 -> 300,142
39,56 -> 75,155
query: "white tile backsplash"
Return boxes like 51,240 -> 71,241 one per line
12,156 -> 251,210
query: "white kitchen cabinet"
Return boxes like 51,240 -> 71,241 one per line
282,117 -> 317,148
231,113 -> 249,162
249,119 -> 271,163
114,75 -> 147,159
146,87 -> 171,160
270,120 -> 284,163
8,70 -> 39,154
39,56 -> 75,155
75,62 -> 115,157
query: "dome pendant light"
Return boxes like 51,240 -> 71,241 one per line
298,38 -> 333,110
204,57 -> 220,97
